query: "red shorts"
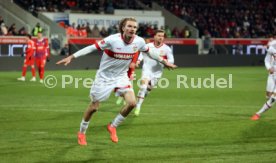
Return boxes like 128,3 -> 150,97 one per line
35,58 -> 46,67
24,57 -> 35,66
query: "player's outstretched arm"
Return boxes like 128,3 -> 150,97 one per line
146,48 -> 177,70
161,59 -> 177,70
56,55 -> 74,66
56,44 -> 98,66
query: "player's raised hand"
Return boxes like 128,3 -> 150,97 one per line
56,55 -> 74,66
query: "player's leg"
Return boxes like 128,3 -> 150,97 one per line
35,59 -> 42,82
108,90 -> 136,143
78,79 -> 113,145
78,101 -> 100,146
251,94 -> 276,120
145,78 -> 159,96
17,60 -> 27,81
30,64 -> 36,81
135,78 -> 149,116
266,74 -> 275,98
39,60 -> 46,83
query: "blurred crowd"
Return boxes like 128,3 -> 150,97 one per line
0,16 -> 43,37
14,0 -> 142,14
4,0 -> 276,39
0,16 -> 28,36
0,14 -> 190,38
62,22 -> 191,38
147,0 -> 276,38
12,0 -> 189,38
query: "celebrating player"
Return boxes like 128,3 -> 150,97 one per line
56,17 -> 177,146
35,31 -> 49,83
134,30 -> 174,116
264,38 -> 276,99
17,34 -> 36,81
251,40 -> 276,120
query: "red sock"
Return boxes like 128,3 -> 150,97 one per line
31,67 -> 36,77
38,67 -> 41,79
40,67 -> 45,79
22,67 -> 27,77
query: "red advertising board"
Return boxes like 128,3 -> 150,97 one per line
0,37 -> 48,57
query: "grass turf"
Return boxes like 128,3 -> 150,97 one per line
1,67 -> 276,162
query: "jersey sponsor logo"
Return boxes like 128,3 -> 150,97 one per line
104,49 -> 137,60
114,53 -> 133,59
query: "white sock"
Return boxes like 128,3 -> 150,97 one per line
256,97 -> 275,115
136,84 -> 147,108
111,114 -> 125,128
80,119 -> 89,134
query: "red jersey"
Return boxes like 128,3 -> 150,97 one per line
35,38 -> 49,59
25,39 -> 35,59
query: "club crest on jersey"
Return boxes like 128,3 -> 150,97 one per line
100,40 -> 105,44
133,45 -> 138,52
159,50 -> 165,56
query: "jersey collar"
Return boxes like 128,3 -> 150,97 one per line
154,41 -> 163,48
121,34 -> 135,44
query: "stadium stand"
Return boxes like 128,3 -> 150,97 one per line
14,0 -> 142,14
13,0 -> 168,38
141,0 -> 276,38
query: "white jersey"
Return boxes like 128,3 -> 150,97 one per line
94,33 -> 148,80
264,40 -> 276,71
139,42 -> 174,78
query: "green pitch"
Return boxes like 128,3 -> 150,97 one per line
1,67 -> 276,162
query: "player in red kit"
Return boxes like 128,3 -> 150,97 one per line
18,34 -> 36,82
35,31 -> 49,83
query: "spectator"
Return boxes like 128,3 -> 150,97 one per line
182,26 -> 191,38
8,23 -> 17,36
164,25 -> 172,38
67,23 -> 78,37
32,23 -> 43,36
78,24 -> 87,37
100,26 -> 108,37
105,0 -> 114,14
107,25 -> 117,35
86,23 -> 92,37
145,24 -> 155,38
18,27 -> 28,36
60,44 -> 69,56
1,23 -> 8,35
172,27 -> 181,38
91,24 -> 101,37
66,0 -> 76,9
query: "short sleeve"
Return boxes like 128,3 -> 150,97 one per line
138,38 -> 149,52
95,36 -> 112,51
